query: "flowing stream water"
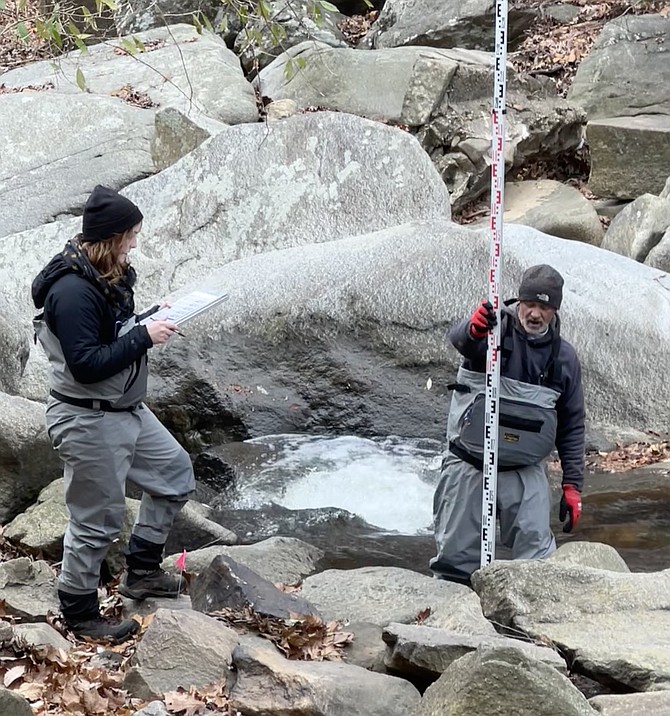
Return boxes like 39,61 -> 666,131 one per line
206,434 -> 670,575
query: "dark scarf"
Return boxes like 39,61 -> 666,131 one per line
32,237 -> 137,321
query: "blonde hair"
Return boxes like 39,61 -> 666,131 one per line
81,231 -> 131,285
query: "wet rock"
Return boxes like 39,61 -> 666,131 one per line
190,554 -> 320,619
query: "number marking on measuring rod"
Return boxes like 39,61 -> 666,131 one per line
481,0 -> 509,569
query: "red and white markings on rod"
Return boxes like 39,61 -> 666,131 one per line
481,0 -> 509,569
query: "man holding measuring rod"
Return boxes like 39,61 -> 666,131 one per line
430,0 -> 584,586
430,268 -> 586,586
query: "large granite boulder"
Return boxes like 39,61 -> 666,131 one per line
473,560 -> 670,691
364,0 -> 537,51
0,92 -> 153,238
587,115 -> 670,199
503,180 -> 603,246
413,645 -> 597,716
259,42 -> 585,209
601,193 -> 670,270
568,14 -> 670,121
0,25 -> 258,127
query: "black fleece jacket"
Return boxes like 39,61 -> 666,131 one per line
450,308 -> 585,490
32,257 -> 153,385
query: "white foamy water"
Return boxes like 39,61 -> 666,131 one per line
237,435 -> 442,535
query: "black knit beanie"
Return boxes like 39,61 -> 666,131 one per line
518,264 -> 564,310
82,185 -> 143,243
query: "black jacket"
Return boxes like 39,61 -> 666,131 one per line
449,307 -> 585,490
32,255 -> 153,385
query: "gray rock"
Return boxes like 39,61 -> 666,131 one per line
13,622 -> 72,651
365,0 -> 537,51
414,645 -> 596,716
163,536 -> 324,584
265,98 -> 299,121
661,176 -> 670,200
151,106 -> 228,172
0,394 -> 61,524
0,25 -> 258,126
5,479 -> 137,574
544,4 -> 581,24
590,691 -> 670,715
587,115 -> 670,199
190,554 -> 320,619
0,621 -> 13,642
0,689 -> 34,716
601,194 -> 670,265
568,14 -> 670,120
124,608 -> 239,700
133,702 -> 170,716
0,92 -> 153,238
504,180 -> 603,245
122,594 -> 192,619
300,566 -> 494,634
473,560 -> 670,690
230,641 -> 421,715
115,0 -> 219,34
547,542 -> 630,573
0,310 -> 29,395
383,623 -> 566,681
235,0 -> 348,73
0,559 -> 59,620
342,621 -> 388,673
645,226 -> 670,272
590,198 -> 630,221
259,42 -> 584,209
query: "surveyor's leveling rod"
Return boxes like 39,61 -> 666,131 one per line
481,0 -> 509,569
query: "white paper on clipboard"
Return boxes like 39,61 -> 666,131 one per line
139,291 -> 229,327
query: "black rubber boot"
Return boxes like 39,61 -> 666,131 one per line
119,534 -> 183,600
118,568 -> 185,600
59,589 -> 139,644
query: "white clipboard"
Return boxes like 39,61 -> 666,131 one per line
139,290 -> 229,327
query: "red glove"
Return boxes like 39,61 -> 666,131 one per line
469,300 -> 497,339
559,484 -> 582,533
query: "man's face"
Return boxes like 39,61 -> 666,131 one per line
518,301 -> 556,335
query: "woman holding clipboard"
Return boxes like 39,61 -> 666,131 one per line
32,185 -> 195,643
